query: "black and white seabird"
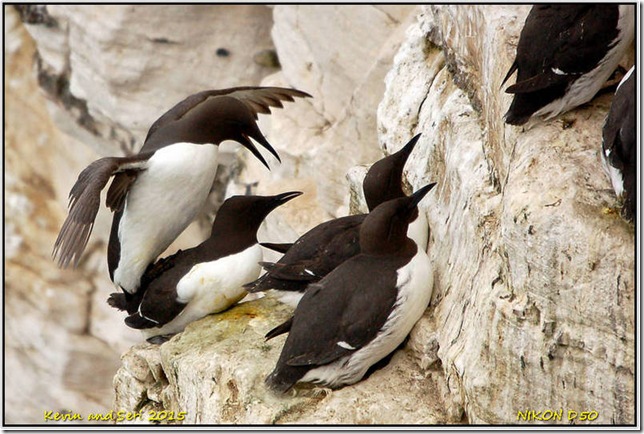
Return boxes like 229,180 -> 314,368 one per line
52,87 -> 310,296
265,183 -> 436,392
107,191 -> 302,342
244,133 -> 428,306
502,5 -> 634,125
601,66 -> 635,222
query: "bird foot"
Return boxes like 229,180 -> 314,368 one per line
310,386 -> 333,398
146,334 -> 175,345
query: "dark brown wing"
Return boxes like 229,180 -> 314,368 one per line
106,171 -> 139,212
258,261 -> 321,281
53,154 -> 150,268
140,87 -> 311,168
143,86 -> 312,145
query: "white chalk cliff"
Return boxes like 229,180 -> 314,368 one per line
6,5 -> 634,425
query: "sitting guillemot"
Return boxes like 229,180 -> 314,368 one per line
265,183 -> 436,393
52,86 -> 310,295
601,66 -> 635,222
107,191 -> 302,343
244,134 -> 429,306
502,5 -> 634,125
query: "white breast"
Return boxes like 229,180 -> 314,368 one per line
408,212 -> 429,253
114,142 -> 219,293
601,147 -> 625,198
143,244 -> 263,338
300,248 -> 434,388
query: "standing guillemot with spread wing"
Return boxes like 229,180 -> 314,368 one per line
52,87 -> 311,296
265,183 -> 436,392
108,191 -> 303,343
244,134 -> 429,306
601,66 -> 635,222
502,5 -> 634,125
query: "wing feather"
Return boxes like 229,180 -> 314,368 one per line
53,155 -> 149,268
144,86 -> 311,143
278,256 -> 400,368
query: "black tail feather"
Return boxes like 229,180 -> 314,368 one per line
125,313 -> 158,329
260,242 -> 294,254
265,317 -> 293,341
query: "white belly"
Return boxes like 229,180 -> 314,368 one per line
274,290 -> 305,308
143,244 -> 263,337
114,143 -> 219,292
301,249 -> 434,388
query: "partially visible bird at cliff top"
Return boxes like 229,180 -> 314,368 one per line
108,191 -> 303,344
52,86 -> 311,298
601,66 -> 635,223
265,183 -> 436,393
502,5 -> 634,126
244,133 -> 430,307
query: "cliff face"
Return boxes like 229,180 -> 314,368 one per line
6,5 -> 634,425
375,6 -> 635,424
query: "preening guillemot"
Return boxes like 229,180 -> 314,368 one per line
265,183 -> 436,392
52,87 -> 310,296
502,5 -> 634,125
107,191 -> 302,343
244,134 -> 429,306
601,66 -> 635,222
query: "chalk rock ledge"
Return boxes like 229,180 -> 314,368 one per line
113,297 -> 456,425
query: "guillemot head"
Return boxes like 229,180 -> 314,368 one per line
53,86 -> 311,280
142,87 -> 312,166
363,134 -> 422,211
210,191 -> 304,237
360,182 -> 436,255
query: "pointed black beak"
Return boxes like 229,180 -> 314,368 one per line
408,182 -> 436,210
238,132 -> 282,170
271,191 -> 303,205
392,133 -> 422,164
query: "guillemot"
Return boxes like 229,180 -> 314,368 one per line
265,183 -> 436,392
107,191 -> 303,343
244,134 -> 428,306
52,86 -> 310,296
601,66 -> 635,222
502,5 -> 634,125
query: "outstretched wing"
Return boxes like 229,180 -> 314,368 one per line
53,154 -> 151,268
145,87 -> 311,142
141,87 -> 312,168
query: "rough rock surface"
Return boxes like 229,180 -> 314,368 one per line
375,5 -> 635,425
237,5 -> 419,219
6,4 -> 635,426
113,297 -> 454,425
6,4 -> 287,424
5,7 -> 132,424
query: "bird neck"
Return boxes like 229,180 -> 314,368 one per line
204,217 -> 260,255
